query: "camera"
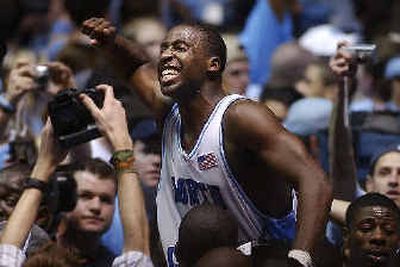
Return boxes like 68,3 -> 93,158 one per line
48,166 -> 77,214
48,88 -> 104,147
34,65 -> 50,90
343,44 -> 376,63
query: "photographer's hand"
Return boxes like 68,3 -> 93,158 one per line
5,63 -> 37,106
46,62 -> 76,95
80,84 -> 133,151
32,119 -> 68,181
329,41 -> 357,78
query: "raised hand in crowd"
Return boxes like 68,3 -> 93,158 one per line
81,18 -> 117,47
81,17 -> 149,78
80,17 -> 170,118
329,41 -> 358,78
0,119 -> 66,251
81,84 -> 152,262
6,61 -> 74,105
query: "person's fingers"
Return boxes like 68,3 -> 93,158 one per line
81,17 -> 99,35
15,61 -> 29,69
96,84 -> 115,99
80,93 -> 102,119
15,65 -> 35,78
88,19 -> 104,39
17,78 -> 36,90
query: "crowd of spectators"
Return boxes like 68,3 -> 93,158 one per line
0,0 -> 400,266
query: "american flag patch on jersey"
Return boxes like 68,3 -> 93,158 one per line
197,152 -> 218,170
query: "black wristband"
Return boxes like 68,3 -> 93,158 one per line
23,177 -> 49,193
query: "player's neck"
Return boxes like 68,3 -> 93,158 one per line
178,83 -> 225,151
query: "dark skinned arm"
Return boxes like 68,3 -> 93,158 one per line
81,18 -> 172,120
327,41 -> 359,222
224,100 -> 332,253
328,77 -> 357,201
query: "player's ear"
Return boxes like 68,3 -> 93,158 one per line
207,57 -> 221,73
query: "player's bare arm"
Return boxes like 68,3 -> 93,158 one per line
223,100 -> 333,253
81,17 -> 172,119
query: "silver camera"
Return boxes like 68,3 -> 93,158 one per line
343,44 -> 376,63
34,64 -> 50,90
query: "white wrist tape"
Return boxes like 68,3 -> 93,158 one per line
288,249 -> 313,267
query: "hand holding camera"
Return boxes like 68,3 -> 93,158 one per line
5,63 -> 37,106
80,84 -> 133,151
5,62 -> 75,107
330,41 -> 376,78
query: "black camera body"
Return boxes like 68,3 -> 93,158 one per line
48,88 -> 104,147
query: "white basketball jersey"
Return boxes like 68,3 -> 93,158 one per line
157,94 -> 296,266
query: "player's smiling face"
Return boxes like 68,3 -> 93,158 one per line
158,26 -> 208,99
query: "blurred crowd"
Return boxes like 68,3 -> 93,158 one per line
0,0 -> 400,267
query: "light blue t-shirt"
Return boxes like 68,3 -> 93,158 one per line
240,0 -> 293,85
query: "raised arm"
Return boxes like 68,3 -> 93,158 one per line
326,41 -> 359,223
328,46 -> 358,201
225,101 -> 332,258
80,84 -> 150,255
0,120 -> 67,247
81,18 -> 172,120
0,64 -> 37,138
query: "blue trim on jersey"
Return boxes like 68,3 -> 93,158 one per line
160,103 -> 180,193
218,97 -> 296,241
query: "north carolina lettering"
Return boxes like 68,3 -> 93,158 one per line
171,177 -> 225,207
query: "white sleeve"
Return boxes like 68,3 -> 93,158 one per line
0,244 -> 26,267
112,251 -> 154,267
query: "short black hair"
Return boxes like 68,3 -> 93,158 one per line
191,24 -> 227,74
346,193 -> 400,230
177,204 -> 238,266
368,144 -> 400,175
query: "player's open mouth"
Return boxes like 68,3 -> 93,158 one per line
161,68 -> 180,84
159,61 -> 182,85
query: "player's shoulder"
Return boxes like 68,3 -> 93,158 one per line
223,98 -> 282,141
225,98 -> 278,127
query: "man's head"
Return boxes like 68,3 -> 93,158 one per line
175,204 -> 238,267
158,24 -> 226,99
65,159 -> 116,236
222,33 -> 249,95
344,193 -> 400,267
195,247 -> 251,267
222,58 -> 249,95
131,118 -> 161,188
295,59 -> 338,100
0,163 -> 31,221
366,145 -> 400,207
122,17 -> 166,62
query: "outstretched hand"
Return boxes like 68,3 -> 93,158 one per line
33,119 -> 68,181
81,17 -> 117,47
80,84 -> 133,151
329,41 -> 357,78
6,63 -> 37,105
